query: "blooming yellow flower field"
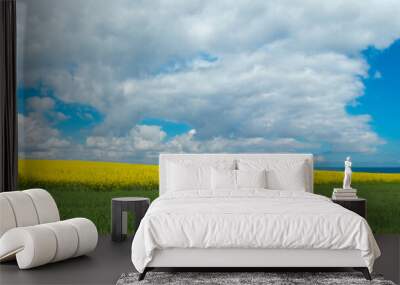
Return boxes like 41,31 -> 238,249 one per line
19,159 -> 159,190
314,170 -> 400,184
19,159 -> 400,187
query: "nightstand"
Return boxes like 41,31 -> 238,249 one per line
332,198 -> 366,219
111,197 -> 150,242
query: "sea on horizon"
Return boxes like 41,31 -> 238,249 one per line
316,167 -> 400,174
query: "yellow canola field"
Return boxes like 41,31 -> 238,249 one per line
19,159 -> 158,188
315,170 -> 400,183
19,159 -> 400,188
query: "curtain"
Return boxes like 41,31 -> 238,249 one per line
0,0 -> 17,192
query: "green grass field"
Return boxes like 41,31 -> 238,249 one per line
18,159 -> 400,234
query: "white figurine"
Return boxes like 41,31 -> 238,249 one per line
343,156 -> 352,189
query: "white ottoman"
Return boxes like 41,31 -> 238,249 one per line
0,189 -> 98,269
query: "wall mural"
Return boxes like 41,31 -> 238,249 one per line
16,0 -> 400,233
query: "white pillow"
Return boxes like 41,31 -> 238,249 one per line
238,159 -> 308,191
167,162 -> 211,191
267,166 -> 306,191
236,169 -> 267,189
211,168 -> 236,191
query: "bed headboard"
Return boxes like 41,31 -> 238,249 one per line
159,153 -> 314,195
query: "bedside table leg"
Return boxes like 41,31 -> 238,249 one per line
112,201 -> 123,242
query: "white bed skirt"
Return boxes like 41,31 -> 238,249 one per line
148,248 -> 366,268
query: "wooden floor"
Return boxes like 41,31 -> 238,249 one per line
0,235 -> 399,285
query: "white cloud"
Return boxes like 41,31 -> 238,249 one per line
16,0 -> 400,162
18,113 -> 71,159
24,96 -> 70,125
26,96 -> 55,112
83,125 -> 318,162
53,112 -> 69,121
373,71 -> 382,79
85,125 -> 167,161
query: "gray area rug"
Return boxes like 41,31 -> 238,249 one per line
116,272 -> 396,285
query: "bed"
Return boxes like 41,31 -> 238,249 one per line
131,154 -> 380,280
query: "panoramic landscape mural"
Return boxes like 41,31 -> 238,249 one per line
16,0 -> 400,233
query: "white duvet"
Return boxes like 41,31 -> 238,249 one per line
131,190 -> 380,273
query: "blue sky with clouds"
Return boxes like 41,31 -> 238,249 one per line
16,0 -> 400,166
351,42 -> 400,141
